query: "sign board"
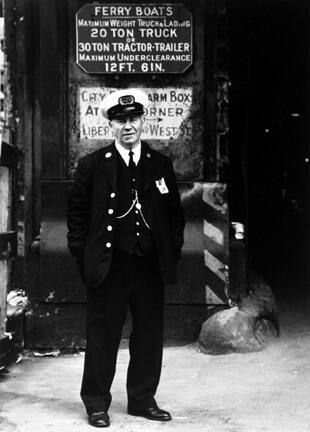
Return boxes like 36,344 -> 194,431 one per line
79,87 -> 193,140
76,3 -> 193,74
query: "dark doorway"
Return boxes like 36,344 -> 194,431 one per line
228,0 -> 310,302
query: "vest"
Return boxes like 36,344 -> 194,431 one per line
114,152 -> 155,255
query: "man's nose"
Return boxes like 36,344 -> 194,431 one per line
124,119 -> 132,128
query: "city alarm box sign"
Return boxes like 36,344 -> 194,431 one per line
76,3 -> 193,74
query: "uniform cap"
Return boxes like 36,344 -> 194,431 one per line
100,89 -> 149,120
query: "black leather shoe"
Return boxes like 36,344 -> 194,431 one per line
128,407 -> 172,421
88,411 -> 110,428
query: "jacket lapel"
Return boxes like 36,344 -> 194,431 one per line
141,141 -> 153,191
102,143 -> 117,191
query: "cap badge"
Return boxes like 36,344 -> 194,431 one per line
119,95 -> 135,106
105,152 -> 112,159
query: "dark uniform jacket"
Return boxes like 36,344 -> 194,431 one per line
67,141 -> 185,287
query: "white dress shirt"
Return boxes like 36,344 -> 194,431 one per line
115,141 -> 141,166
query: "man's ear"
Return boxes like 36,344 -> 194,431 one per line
141,115 -> 145,124
109,120 -> 116,138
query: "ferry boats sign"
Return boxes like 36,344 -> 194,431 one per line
76,3 -> 193,74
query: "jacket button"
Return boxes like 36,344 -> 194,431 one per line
107,225 -> 113,231
108,209 -> 114,214
110,192 -> 116,198
106,242 -> 111,248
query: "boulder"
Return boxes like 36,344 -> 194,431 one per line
198,279 -> 279,354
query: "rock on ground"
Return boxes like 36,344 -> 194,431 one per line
198,278 -> 279,354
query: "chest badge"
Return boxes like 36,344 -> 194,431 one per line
155,178 -> 169,194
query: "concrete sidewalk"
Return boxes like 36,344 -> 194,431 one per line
1,303 -> 310,432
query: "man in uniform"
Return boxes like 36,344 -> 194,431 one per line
67,89 -> 185,428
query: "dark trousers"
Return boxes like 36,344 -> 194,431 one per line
80,249 -> 164,414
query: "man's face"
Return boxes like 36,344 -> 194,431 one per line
109,115 -> 145,149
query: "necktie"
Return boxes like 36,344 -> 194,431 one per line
128,151 -> 136,195
128,150 -> 136,173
